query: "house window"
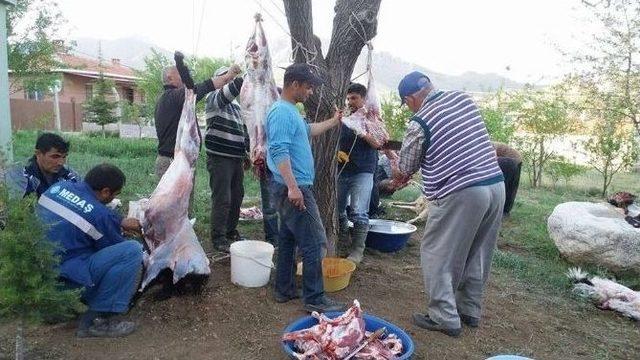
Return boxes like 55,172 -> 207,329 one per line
85,84 -> 93,100
124,87 -> 134,103
25,90 -> 45,101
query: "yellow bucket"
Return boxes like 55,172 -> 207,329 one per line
296,257 -> 356,293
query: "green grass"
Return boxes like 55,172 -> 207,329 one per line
10,131 -> 640,293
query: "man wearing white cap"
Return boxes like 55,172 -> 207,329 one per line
204,65 -> 246,252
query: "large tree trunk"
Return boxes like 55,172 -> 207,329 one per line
283,0 -> 381,255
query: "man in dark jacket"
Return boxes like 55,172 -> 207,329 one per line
337,83 -> 382,264
37,163 -> 142,338
6,132 -> 79,198
154,64 -> 239,178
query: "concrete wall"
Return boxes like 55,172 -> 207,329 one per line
10,98 -> 83,131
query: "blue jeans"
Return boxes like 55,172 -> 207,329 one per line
260,174 -> 279,244
270,181 -> 326,304
338,172 -> 374,226
82,240 -> 143,313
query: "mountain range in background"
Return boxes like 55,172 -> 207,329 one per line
72,36 -> 524,95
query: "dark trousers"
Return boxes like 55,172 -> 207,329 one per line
270,181 -> 326,304
369,164 -> 389,216
497,157 -> 521,215
207,154 -> 244,245
259,173 -> 279,244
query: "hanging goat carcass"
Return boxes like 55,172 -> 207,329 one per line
239,13 -> 279,177
129,53 -> 210,293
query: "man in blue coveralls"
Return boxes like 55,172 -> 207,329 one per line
37,163 -> 143,338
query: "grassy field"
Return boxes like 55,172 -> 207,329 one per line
4,131 -> 640,359
11,130 -> 640,293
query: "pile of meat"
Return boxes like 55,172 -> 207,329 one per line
283,300 -> 403,359
608,191 -> 640,228
240,206 -> 263,220
342,69 -> 390,145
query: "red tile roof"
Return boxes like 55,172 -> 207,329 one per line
56,52 -> 138,78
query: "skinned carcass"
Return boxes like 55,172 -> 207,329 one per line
283,300 -> 403,359
342,67 -> 390,146
129,86 -> 210,291
567,268 -> 640,320
239,13 -> 279,177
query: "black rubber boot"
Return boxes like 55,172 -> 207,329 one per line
347,222 -> 368,264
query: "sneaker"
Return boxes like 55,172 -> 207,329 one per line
412,313 -> 461,337
273,289 -> 303,303
303,296 -> 347,313
76,318 -> 137,338
459,313 -> 479,328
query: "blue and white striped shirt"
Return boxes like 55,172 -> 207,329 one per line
399,90 -> 503,200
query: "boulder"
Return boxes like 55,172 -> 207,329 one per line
547,201 -> 640,274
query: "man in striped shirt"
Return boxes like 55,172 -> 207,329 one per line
204,65 -> 247,252
392,71 -> 505,337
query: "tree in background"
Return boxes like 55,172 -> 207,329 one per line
511,85 -> 575,188
7,0 -> 66,95
84,72 -> 119,138
120,101 -> 145,138
545,155 -> 586,189
479,89 -> 517,144
283,0 -> 382,253
584,111 -> 638,197
381,94 -> 412,140
571,0 -> 640,137
0,185 -> 82,359
134,49 -> 171,120
135,50 -> 230,119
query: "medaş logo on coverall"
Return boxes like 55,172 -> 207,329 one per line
55,187 -> 94,213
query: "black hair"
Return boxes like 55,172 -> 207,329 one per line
347,83 -> 367,98
85,163 -> 126,192
283,76 -> 297,87
35,132 -> 70,153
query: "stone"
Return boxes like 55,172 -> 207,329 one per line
547,201 -> 640,274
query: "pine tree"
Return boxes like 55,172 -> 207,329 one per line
84,44 -> 119,137
0,184 -> 83,359
84,73 -> 119,138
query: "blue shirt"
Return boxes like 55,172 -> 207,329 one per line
266,100 -> 314,186
37,181 -> 126,287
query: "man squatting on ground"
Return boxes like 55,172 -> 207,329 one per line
266,63 -> 347,313
7,132 -> 79,198
37,164 -> 144,338
391,71 -> 506,337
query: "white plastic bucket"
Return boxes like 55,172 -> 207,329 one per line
230,240 -> 274,288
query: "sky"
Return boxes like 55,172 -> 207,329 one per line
54,0 -> 598,84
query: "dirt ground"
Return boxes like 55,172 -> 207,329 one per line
1,232 -> 639,360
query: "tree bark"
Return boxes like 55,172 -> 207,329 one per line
283,0 -> 382,255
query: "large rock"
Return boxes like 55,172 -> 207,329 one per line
548,201 -> 640,274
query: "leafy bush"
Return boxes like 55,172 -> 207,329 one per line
381,93 -> 412,140
546,156 -> 586,187
0,182 -> 83,357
